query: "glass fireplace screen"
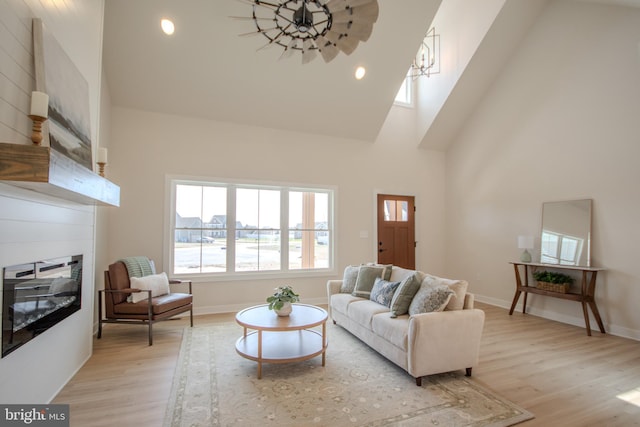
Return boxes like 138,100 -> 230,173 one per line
2,255 -> 82,358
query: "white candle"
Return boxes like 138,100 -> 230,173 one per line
30,91 -> 49,118
97,147 -> 108,163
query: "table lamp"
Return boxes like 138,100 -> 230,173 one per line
518,235 -> 534,263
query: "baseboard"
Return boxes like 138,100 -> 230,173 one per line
474,294 -> 640,342
193,296 -> 328,316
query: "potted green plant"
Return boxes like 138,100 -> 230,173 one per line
266,285 -> 300,316
533,271 -> 574,293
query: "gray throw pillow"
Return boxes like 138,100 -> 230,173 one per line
340,265 -> 360,293
389,272 -> 421,318
408,284 -> 454,315
352,265 -> 386,298
369,277 -> 401,307
367,263 -> 393,280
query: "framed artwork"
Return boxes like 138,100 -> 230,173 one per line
32,18 -> 92,170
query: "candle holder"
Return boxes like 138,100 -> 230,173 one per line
28,114 -> 47,145
97,162 -> 106,177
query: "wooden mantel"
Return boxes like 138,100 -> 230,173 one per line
0,142 -> 120,207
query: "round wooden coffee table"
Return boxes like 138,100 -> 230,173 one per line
235,303 -> 328,379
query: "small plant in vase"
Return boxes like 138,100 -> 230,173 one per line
267,285 -> 300,317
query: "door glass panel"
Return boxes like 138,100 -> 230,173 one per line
384,200 -> 408,222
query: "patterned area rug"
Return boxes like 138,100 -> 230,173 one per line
163,322 -> 533,427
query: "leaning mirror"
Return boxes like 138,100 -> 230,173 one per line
540,199 -> 592,267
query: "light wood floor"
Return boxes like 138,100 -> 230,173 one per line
53,303 -> 640,426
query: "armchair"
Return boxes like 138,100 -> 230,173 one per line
98,260 -> 193,345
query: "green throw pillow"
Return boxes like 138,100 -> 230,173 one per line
352,265 -> 387,298
408,284 -> 454,315
340,265 -> 360,293
389,272 -> 421,318
369,277 -> 401,307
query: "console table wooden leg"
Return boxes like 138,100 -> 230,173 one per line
509,290 -> 521,315
509,264 -> 523,315
581,302 -> 592,336
586,271 -> 606,334
588,301 -> 606,333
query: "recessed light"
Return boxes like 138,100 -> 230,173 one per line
161,18 -> 175,35
355,66 -> 366,80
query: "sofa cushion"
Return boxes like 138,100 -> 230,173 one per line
371,313 -> 409,350
408,284 -> 454,315
370,277 -> 401,307
389,272 -> 421,318
331,293 -> 362,316
352,265 -> 389,298
347,300 -> 389,329
422,274 -> 469,311
340,265 -> 360,293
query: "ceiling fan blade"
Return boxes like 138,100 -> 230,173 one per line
325,31 -> 359,54
238,29 -> 270,37
229,16 -> 274,22
234,0 -> 279,9
302,39 -> 318,64
331,3 -> 379,24
325,0 -> 346,10
344,0 -> 377,7
279,38 -> 298,60
316,35 -> 340,62
331,21 -> 372,41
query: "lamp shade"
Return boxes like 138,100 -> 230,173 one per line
517,235 -> 534,250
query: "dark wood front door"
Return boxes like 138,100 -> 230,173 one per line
377,194 -> 415,269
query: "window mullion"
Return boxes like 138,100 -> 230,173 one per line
281,189 -> 289,271
227,185 -> 237,273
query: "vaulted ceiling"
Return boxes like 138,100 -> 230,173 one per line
102,0 -> 442,142
102,0 -> 640,146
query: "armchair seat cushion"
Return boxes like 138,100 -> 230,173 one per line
113,292 -> 192,316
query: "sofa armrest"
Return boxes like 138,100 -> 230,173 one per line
407,308 -> 485,378
327,280 -> 342,297
326,280 -> 342,319
463,292 -> 475,309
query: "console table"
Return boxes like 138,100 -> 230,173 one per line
509,262 -> 605,336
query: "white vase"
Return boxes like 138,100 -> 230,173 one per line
275,302 -> 292,317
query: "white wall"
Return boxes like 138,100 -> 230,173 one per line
444,0 -> 640,339
0,0 -> 105,403
107,107 -> 446,313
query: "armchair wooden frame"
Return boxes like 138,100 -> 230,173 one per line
98,262 -> 193,345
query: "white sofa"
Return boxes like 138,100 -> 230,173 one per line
327,265 -> 485,386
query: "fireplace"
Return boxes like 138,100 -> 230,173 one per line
2,255 -> 82,357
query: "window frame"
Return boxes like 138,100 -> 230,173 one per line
165,175 -> 337,282
394,69 -> 414,107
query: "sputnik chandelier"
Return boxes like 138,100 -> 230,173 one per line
234,0 -> 379,64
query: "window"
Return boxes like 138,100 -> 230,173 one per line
394,69 -> 413,106
169,179 -> 334,279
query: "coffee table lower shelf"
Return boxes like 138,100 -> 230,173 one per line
236,330 -> 326,377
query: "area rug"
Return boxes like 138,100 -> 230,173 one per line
163,322 -> 533,427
